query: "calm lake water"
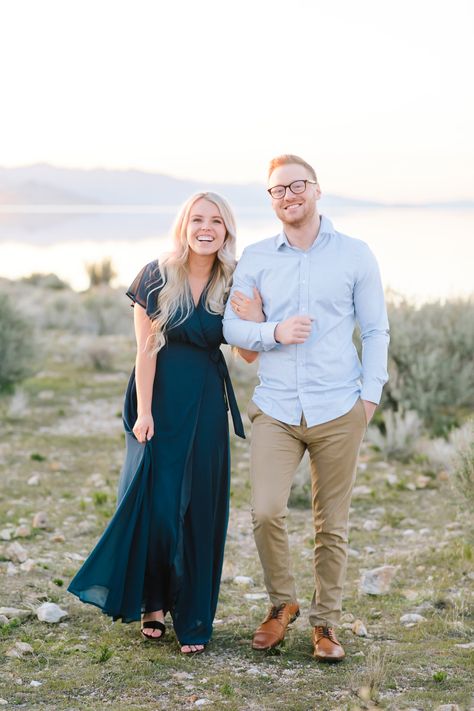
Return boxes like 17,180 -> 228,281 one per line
0,205 -> 472,303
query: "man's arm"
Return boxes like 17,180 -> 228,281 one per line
223,251 -> 279,351
354,244 -> 390,416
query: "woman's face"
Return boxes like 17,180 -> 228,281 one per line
186,198 -> 227,257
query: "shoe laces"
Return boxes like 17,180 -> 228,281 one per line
316,625 -> 338,643
268,603 -> 287,621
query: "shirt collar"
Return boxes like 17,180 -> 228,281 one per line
275,215 -> 334,250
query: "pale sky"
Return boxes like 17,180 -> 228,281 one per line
1,0 -> 473,202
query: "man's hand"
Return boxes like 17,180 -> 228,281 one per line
361,400 -> 377,425
275,316 -> 312,345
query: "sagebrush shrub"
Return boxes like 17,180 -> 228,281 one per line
383,299 -> 474,435
0,294 -> 36,393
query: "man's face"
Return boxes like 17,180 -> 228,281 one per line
268,163 -> 320,227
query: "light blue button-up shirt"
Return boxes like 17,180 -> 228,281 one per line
223,215 -> 389,426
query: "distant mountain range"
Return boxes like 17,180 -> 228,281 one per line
0,164 -> 472,209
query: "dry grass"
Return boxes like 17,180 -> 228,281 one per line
0,328 -> 473,710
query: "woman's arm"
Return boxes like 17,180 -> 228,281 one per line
132,304 -> 157,442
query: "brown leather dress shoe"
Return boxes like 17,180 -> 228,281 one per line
252,602 -> 300,650
313,626 -> 345,662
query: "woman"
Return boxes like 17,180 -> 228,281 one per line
68,192 -> 262,653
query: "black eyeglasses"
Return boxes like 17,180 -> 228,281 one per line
267,179 -> 317,200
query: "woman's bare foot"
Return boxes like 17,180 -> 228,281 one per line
181,644 -> 205,654
141,610 -> 165,639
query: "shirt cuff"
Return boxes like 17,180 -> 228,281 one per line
260,321 -> 279,351
360,382 -> 383,405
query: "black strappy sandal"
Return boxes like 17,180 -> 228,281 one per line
141,619 -> 166,641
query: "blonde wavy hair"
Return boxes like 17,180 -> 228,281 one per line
149,192 -> 237,354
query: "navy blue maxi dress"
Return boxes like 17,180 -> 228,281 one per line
68,261 -> 244,645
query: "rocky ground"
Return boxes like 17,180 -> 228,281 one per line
0,331 -> 473,710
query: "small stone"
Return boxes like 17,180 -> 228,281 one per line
358,686 -> 372,702
233,575 -> 254,587
435,706 -> 461,711
5,641 -> 34,658
195,701 -> 212,707
244,593 -> 267,600
0,615 -> 9,626
402,529 -> 416,537
0,607 -> 33,620
360,565 -> 398,595
36,602 -> 68,623
386,473 -> 398,485
353,485 -> 372,497
173,671 -> 194,680
0,528 -> 12,541
0,699 -> 7,705
6,541 -> 28,563
19,559 -> 36,573
246,667 -> 260,675
353,651 -> 365,657
14,525 -> 31,538
352,619 -> 368,637
415,474 -> 431,489
348,548 -> 360,557
27,474 -> 41,486
454,641 -> 474,649
32,512 -> 49,529
364,546 -> 376,554
340,612 -> 355,623
30,680 -> 42,687
50,533 -> 65,543
362,519 -> 380,531
400,613 -> 426,625
7,562 -> 18,576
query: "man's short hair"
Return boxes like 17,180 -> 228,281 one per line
268,154 -> 317,182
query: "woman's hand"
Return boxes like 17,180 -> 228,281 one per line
133,413 -> 154,443
231,287 -> 265,322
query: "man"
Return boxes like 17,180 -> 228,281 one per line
223,154 -> 389,662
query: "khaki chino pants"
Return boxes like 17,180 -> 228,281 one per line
248,398 -> 367,627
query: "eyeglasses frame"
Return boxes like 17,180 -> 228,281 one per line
267,179 -> 318,200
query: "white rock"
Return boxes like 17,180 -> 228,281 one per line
364,546 -> 376,554
340,612 -> 355,623
0,528 -> 12,541
244,593 -> 267,600
173,671 -> 194,680
353,485 -> 372,497
352,619 -> 368,637
0,607 -> 32,620
5,641 -> 34,658
400,613 -> 426,625
7,562 -> 18,576
362,519 -> 380,531
402,529 -> 416,537
14,525 -> 31,538
454,641 -> 474,649
36,602 -> 68,623
195,701 -> 213,707
233,575 -> 254,587
348,548 -> 360,557
19,559 -> 36,573
32,512 -> 49,529
435,706 -> 461,711
360,565 -> 398,595
386,473 -> 398,485
27,474 -> 41,486
0,699 -> 7,705
30,681 -> 42,687
419,528 -> 431,536
0,615 -> 9,626
6,541 -> 28,563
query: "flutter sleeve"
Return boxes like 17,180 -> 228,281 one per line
126,260 -> 162,317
